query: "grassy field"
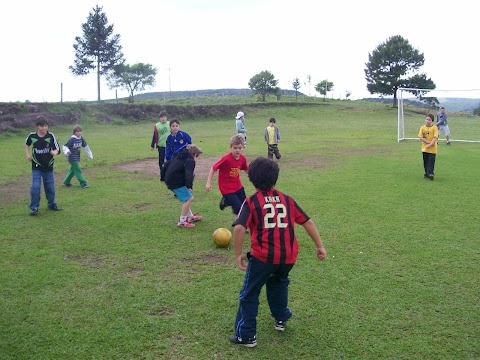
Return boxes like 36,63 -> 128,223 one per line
0,100 -> 479,359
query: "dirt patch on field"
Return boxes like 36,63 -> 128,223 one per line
113,156 -> 215,179
0,176 -> 30,205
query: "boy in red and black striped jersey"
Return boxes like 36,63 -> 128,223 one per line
229,157 -> 326,348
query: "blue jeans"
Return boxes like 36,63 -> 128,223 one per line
30,170 -> 57,210
234,253 -> 294,339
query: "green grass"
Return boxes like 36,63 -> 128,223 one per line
0,101 -> 479,359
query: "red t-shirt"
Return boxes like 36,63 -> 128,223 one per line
233,189 -> 310,264
213,153 -> 248,195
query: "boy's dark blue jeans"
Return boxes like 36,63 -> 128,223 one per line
234,253 -> 294,339
30,169 -> 56,210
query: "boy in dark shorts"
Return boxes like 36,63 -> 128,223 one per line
205,135 -> 248,215
229,157 -> 327,348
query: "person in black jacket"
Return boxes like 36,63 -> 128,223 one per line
162,144 -> 203,227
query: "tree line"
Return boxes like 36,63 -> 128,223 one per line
71,6 -> 436,107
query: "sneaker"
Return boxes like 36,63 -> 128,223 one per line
428,174 -> 434,181
187,214 -> 203,222
81,183 -> 89,188
63,183 -> 74,187
219,196 -> 227,210
29,208 -> 38,216
48,205 -> 63,211
446,141 -> 451,145
423,174 -> 429,179
228,335 -> 257,348
274,320 -> 287,332
177,221 -> 195,228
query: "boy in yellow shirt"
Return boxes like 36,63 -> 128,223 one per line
418,113 -> 438,180
264,117 -> 281,160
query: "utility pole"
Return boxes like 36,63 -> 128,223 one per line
168,67 -> 171,97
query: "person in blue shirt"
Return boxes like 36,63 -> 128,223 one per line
165,118 -> 192,161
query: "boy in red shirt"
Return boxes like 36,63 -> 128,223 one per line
228,157 -> 327,348
205,135 -> 248,215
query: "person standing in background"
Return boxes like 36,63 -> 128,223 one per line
235,111 -> 247,148
436,107 -> 451,145
150,110 -> 169,180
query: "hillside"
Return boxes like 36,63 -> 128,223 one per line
132,88 -> 305,100
0,100 -> 315,133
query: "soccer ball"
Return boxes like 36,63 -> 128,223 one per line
212,228 -> 232,248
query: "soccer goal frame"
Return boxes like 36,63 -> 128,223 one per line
397,87 -> 480,143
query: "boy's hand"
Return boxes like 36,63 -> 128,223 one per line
205,183 -> 212,191
316,247 -> 327,260
236,253 -> 248,271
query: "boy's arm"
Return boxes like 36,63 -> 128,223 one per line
84,145 -> 93,159
233,224 -> 248,271
25,145 -> 32,161
205,167 -> 216,191
426,137 -> 438,149
165,140 -> 171,160
185,159 -> 195,189
302,219 -> 327,260
50,134 -> 60,155
62,145 -> 71,156
150,125 -> 158,150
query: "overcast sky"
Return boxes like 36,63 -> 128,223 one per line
1,0 -> 478,102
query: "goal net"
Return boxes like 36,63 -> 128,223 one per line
397,88 -> 480,143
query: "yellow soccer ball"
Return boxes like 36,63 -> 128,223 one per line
212,228 -> 232,248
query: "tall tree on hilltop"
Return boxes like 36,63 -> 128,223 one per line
248,70 -> 278,101
365,35 -> 436,107
70,5 -> 125,101
107,63 -> 157,103
315,80 -> 334,101
292,77 -> 301,101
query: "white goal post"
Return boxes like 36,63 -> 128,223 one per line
397,88 -> 480,143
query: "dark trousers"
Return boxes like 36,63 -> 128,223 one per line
234,254 -> 294,339
422,152 -> 436,176
223,187 -> 246,215
267,144 -> 281,160
157,146 -> 166,173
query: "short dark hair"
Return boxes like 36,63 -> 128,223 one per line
248,157 -> 279,191
426,113 -> 435,121
159,110 -> 167,117
269,117 -> 276,123
170,118 -> 180,126
35,116 -> 48,127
